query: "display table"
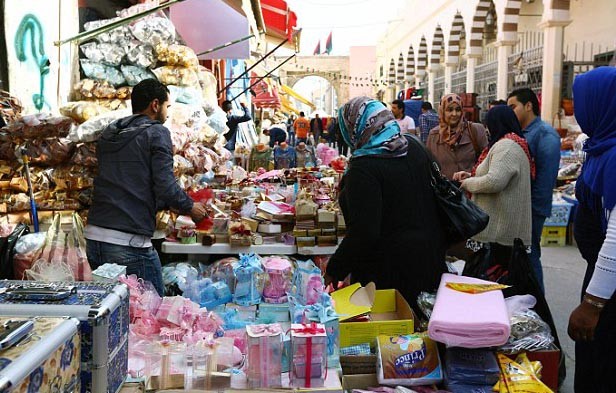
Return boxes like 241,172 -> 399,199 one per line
161,242 -> 339,256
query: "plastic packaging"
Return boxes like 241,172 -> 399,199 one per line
80,59 -> 126,87
233,253 -> 265,306
121,65 -> 157,87
80,42 -> 125,66
130,17 -> 175,47
168,85 -> 202,105
83,17 -> 132,46
73,79 -> 117,100
156,44 -> 199,68
126,40 -> 157,69
70,143 -> 97,167
206,106 -> 230,135
500,309 -> 554,353
246,324 -> 283,388
67,108 -> 131,143
262,256 -> 293,304
173,154 -> 194,176
493,353 -> 552,393
20,138 -> 75,166
291,323 -> 328,388
152,66 -> 199,87
13,232 -> 47,279
445,348 -> 500,386
60,101 -> 108,123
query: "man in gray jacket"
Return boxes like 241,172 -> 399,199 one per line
85,79 -> 207,295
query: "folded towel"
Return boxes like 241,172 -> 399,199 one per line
428,273 -> 510,348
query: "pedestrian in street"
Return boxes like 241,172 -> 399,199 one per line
222,99 -> 252,152
85,79 -> 207,296
293,111 -> 310,144
286,115 -> 296,146
327,116 -> 339,148
310,113 -> 324,144
567,66 -> 616,393
263,124 -> 287,148
417,101 -> 439,144
507,88 -> 561,292
426,93 -> 488,180
324,97 -> 447,315
454,105 -> 533,251
391,99 -> 417,136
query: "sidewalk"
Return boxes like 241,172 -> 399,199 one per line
543,245 -> 586,393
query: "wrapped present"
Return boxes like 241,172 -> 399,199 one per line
229,221 -> 251,247
92,263 -> 127,282
232,253 -> 264,306
290,323 -> 327,388
180,273 -> 232,310
262,256 -> 293,304
290,259 -> 325,306
246,323 -> 283,388
295,189 -> 318,218
317,208 -> 336,224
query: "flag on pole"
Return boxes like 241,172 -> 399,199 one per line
325,31 -> 333,54
313,40 -> 321,55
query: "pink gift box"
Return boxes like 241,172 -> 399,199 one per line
245,323 -> 283,388
290,323 -> 327,388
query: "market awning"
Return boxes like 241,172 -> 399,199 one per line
251,73 -> 281,109
170,0 -> 250,59
280,95 -> 300,115
281,84 -> 316,110
261,0 -> 299,50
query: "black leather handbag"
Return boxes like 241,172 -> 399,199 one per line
410,136 -> 489,245
428,160 -> 490,244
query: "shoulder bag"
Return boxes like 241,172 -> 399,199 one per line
410,136 -> 490,245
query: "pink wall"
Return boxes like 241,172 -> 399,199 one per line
349,46 -> 377,100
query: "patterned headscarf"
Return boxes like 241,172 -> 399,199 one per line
338,96 -> 408,159
438,93 -> 467,146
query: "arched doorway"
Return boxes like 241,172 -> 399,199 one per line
292,75 -> 338,116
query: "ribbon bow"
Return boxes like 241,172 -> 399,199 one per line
230,223 -> 251,236
292,322 -> 325,336
237,253 -> 263,272
249,324 -> 282,336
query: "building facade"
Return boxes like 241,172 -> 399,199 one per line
376,0 -> 615,122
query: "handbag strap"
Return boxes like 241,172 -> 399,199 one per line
466,122 -> 481,157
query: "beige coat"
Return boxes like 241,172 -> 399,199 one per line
426,123 -> 488,180
462,138 -> 532,246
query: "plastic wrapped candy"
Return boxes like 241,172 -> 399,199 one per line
130,17 -> 175,47
121,65 -> 157,87
125,40 -> 157,69
173,154 -> 194,176
116,86 -> 132,100
94,99 -> 129,111
20,138 -> 75,166
156,44 -> 199,68
168,85 -> 202,105
73,79 -> 117,100
83,17 -> 132,46
206,106 -> 230,135
51,165 -> 95,191
80,42 -> 125,67
233,253 -> 265,306
80,59 -> 126,87
60,101 -> 108,123
262,256 -> 293,304
67,108 -> 131,143
493,353 -> 551,393
165,103 -> 207,131
152,66 -> 199,87
70,143 -> 97,167
499,309 -> 554,353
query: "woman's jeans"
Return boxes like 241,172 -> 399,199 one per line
86,239 -> 164,296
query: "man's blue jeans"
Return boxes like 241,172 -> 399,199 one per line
529,214 -> 547,293
86,239 -> 164,296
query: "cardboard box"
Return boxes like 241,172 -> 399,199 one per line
340,355 -> 377,375
332,283 -> 415,348
341,373 -> 378,391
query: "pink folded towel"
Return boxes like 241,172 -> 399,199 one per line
428,273 -> 511,348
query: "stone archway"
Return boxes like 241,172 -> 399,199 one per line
276,55 -> 350,109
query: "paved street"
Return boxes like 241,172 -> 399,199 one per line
543,245 -> 587,393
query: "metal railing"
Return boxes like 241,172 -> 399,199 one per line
508,46 -> 544,95
474,60 -> 498,115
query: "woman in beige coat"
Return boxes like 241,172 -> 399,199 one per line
426,94 -> 488,180
453,105 -> 534,248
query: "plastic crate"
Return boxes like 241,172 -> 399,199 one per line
541,226 -> 567,247
544,201 -> 573,226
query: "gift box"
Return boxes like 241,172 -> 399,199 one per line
212,216 -> 229,234
290,323 -> 327,388
229,234 -> 251,247
229,222 -> 252,247
293,228 -> 308,237
307,228 -> 322,237
232,254 -> 264,306
246,323 -> 283,388
317,235 -> 338,246
296,236 -> 316,247
92,263 -> 127,282
317,209 -> 336,224
258,302 -> 291,323
241,217 -> 259,232
262,256 -> 293,304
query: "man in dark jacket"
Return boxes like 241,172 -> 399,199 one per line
310,114 -> 324,143
85,79 -> 207,295
222,100 -> 251,152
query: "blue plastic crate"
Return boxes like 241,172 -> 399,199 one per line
545,201 -> 573,226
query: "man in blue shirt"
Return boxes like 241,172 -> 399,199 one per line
417,101 -> 440,144
507,88 -> 561,292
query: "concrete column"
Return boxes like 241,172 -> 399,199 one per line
427,65 -> 440,105
496,41 -> 515,101
444,63 -> 456,94
539,19 -> 571,122
465,55 -> 480,93
414,72 -> 425,90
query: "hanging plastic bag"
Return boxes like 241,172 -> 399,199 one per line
13,232 -> 46,279
37,213 -> 92,281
